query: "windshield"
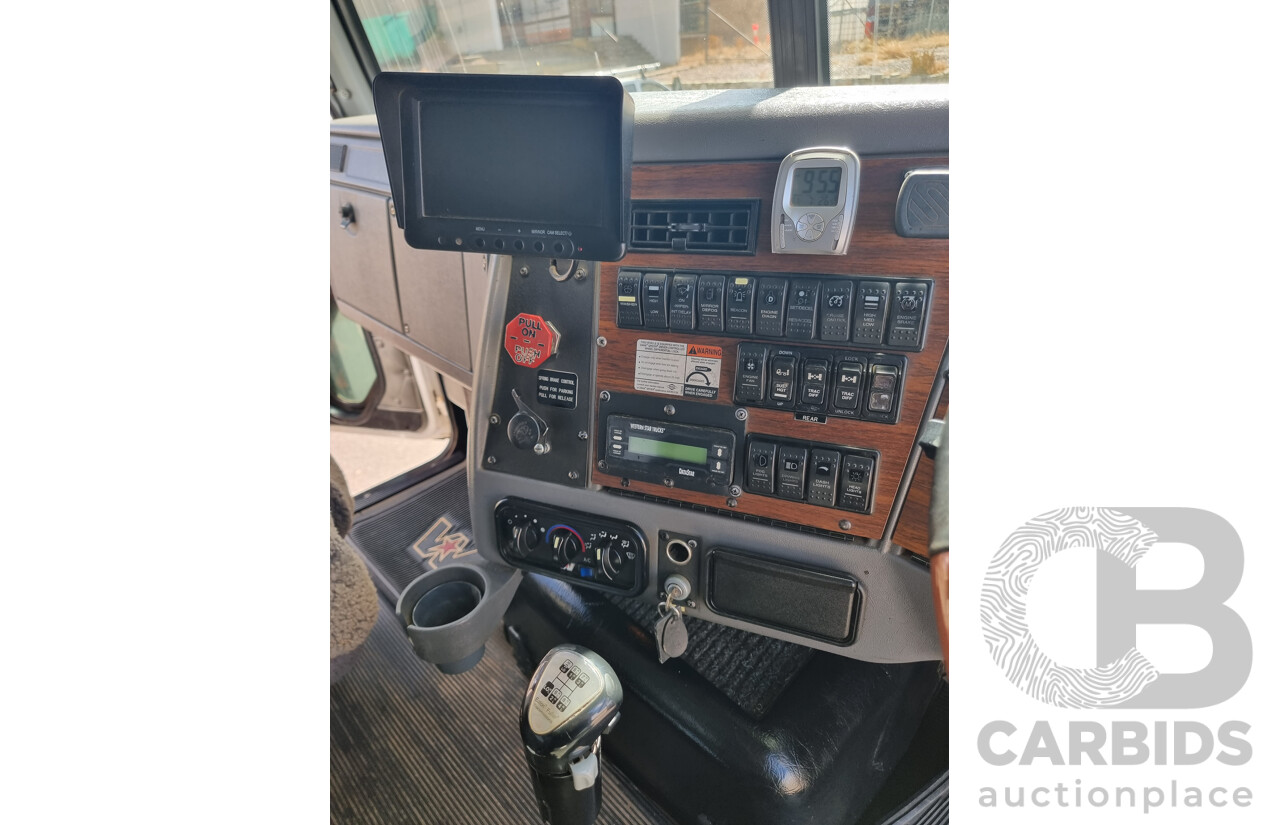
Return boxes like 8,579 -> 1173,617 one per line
350,0 -> 947,90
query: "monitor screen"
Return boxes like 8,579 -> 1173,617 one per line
374,72 -> 632,261
417,96 -> 609,227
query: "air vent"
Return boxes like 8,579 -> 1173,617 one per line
630,199 -> 759,254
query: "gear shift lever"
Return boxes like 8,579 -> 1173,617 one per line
520,645 -> 623,825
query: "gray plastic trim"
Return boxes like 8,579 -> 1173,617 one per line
332,83 -> 948,163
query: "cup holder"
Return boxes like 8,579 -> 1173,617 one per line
411,580 -> 483,628
396,561 -> 522,674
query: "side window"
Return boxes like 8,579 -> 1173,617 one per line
350,0 -> 778,90
331,298 -> 384,422
828,1 -> 949,84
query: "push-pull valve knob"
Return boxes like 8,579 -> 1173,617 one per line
507,389 -> 551,454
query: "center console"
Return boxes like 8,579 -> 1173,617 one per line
465,154 -> 947,664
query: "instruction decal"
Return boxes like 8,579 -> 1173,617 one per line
634,339 -> 722,399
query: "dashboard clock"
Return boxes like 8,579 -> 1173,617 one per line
771,147 -> 861,255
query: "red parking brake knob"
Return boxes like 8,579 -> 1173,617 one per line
504,313 -> 560,369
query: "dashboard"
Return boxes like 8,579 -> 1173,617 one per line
330,86 -> 948,664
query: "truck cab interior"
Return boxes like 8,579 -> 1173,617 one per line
329,3 -> 949,823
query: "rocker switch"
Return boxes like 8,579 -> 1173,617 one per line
867,365 -> 899,413
806,449 -> 840,507
888,282 -> 928,348
784,279 -> 821,340
697,274 -> 725,333
642,272 -> 670,329
839,454 -> 876,513
725,276 -> 756,335
832,360 -> 865,413
616,270 -> 644,328
852,281 -> 891,345
747,440 -> 778,494
735,344 -> 768,403
819,279 -> 855,342
754,278 -> 788,337
669,274 -> 698,331
776,445 -> 808,501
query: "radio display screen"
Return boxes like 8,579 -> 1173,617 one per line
628,436 -> 708,466
790,166 -> 843,207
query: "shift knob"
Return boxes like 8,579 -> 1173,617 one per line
520,645 -> 623,825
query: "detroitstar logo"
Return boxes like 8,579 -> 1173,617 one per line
982,507 -> 1251,709
411,516 -> 476,570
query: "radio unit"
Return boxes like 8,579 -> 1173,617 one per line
604,415 -> 736,493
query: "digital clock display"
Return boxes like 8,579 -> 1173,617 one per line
790,166 -> 843,207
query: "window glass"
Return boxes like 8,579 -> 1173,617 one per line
331,301 -> 379,409
352,0 -> 776,90
828,0 -> 948,85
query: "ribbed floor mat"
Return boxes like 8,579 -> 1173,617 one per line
348,464 -> 475,601
610,596 -> 812,720
332,599 -> 676,825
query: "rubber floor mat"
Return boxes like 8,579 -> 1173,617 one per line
348,464 -> 476,601
332,599 -> 677,825
610,596 -> 812,721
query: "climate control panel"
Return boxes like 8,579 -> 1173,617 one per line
495,499 -> 647,595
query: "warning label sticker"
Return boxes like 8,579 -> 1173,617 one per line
634,339 -> 722,399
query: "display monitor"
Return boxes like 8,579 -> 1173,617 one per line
373,73 -> 634,261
